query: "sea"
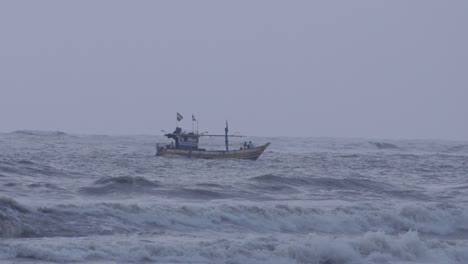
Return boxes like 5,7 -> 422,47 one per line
1,131 -> 468,264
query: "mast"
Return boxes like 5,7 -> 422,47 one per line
225,121 -> 229,151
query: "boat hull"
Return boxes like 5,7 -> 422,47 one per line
156,143 -> 270,160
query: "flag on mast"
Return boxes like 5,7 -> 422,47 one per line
177,112 -> 183,121
192,114 -> 196,122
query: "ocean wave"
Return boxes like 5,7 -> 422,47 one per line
247,174 -> 302,193
17,160 -> 35,165
0,197 -> 29,238
250,174 -> 314,186
94,176 -> 158,186
196,183 -> 225,188
2,198 -> 468,239
0,165 -> 17,175
0,231 -> 467,263
452,184 -> 468,190
313,177 -> 398,191
79,176 -> 160,196
369,141 -> 399,149
337,154 -> 360,158
0,160 -> 66,178
249,174 -> 400,194
445,144 -> 468,153
169,188 -> 229,199
0,197 -> 29,214
10,130 -> 67,136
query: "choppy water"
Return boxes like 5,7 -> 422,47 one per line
1,131 -> 468,263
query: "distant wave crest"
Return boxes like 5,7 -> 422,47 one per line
250,174 -> 398,192
11,130 -> 67,136
369,141 -> 398,149
0,159 -> 65,177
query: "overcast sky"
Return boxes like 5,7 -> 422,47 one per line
1,1 -> 467,140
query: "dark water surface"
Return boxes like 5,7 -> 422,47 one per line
1,131 -> 468,263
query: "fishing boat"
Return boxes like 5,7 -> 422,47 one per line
156,114 -> 270,160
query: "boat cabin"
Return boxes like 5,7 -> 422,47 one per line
165,127 -> 201,150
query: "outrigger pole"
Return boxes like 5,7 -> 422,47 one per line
198,120 -> 244,139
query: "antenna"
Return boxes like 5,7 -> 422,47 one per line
225,120 -> 229,151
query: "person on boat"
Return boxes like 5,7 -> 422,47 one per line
244,142 -> 248,149
248,141 -> 253,149
170,141 -> 175,149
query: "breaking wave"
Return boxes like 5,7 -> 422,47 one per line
2,198 -> 468,239
0,197 -> 29,238
0,197 -> 29,213
0,231 -> 467,263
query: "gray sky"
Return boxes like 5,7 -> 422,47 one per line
1,1 -> 467,140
